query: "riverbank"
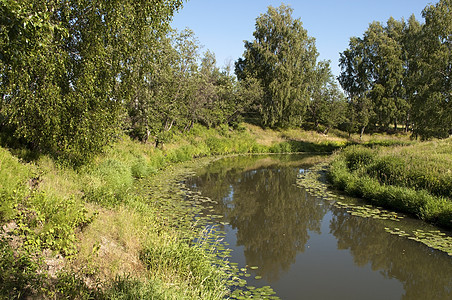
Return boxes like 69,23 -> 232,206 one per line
327,140 -> 452,229
0,123 -> 348,299
0,123 -> 439,298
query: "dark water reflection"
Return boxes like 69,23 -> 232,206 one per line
185,155 -> 452,300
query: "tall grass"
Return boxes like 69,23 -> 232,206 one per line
0,123 -> 424,298
328,140 -> 452,228
0,147 -> 34,221
1,125 -> 262,299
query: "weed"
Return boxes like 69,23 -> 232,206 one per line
0,238 -> 43,299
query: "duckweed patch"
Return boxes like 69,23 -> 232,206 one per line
384,228 -> 452,255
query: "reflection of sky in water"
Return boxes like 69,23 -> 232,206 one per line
187,155 -> 452,300
224,185 -> 234,210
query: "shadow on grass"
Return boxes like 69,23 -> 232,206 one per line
274,137 -> 348,153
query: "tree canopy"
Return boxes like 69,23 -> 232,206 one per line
235,4 -> 334,128
0,0 -> 183,162
0,1 -> 450,163
339,0 -> 451,139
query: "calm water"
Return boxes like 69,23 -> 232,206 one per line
185,155 -> 452,300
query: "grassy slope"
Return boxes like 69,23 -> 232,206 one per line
327,138 -> 452,228
0,123 -> 424,299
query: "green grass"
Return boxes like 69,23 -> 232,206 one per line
0,123 -> 441,298
328,140 -> 452,228
0,124 -> 271,299
0,147 -> 34,221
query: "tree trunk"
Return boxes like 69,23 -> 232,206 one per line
164,119 -> 174,132
405,114 -> 410,133
360,126 -> 365,140
184,120 -> 194,132
146,129 -> 151,143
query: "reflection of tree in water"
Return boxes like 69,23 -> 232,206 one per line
330,208 -> 452,300
188,162 -> 327,282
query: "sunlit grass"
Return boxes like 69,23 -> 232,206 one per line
328,138 -> 452,228
1,123 -> 444,298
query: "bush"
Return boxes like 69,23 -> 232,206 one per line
0,239 -> 42,299
205,137 -> 231,155
269,141 -> 292,153
131,156 -> 150,179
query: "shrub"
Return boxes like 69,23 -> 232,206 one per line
270,141 -> 292,153
84,159 -> 133,207
167,146 -> 194,163
0,239 -> 42,298
205,137 -> 231,155
131,156 -> 149,179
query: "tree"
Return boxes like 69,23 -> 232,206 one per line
126,28 -> 200,143
0,0 -> 184,162
235,4 -> 319,128
308,61 -> 347,134
338,37 -> 374,138
316,82 -> 348,135
402,14 -> 423,132
364,19 -> 406,130
411,0 -> 451,139
0,1 -> 69,152
339,20 -> 406,134
339,0 -> 451,139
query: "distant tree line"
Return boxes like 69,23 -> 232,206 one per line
338,0 -> 451,139
0,1 -> 450,163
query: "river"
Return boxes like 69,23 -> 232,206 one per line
185,154 -> 452,300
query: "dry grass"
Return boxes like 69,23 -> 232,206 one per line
73,204 -> 148,285
243,123 -> 350,146
243,123 -> 285,146
282,128 -> 347,144
36,156 -> 84,199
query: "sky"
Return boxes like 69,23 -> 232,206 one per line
171,0 -> 438,78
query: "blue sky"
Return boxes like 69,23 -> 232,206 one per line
171,0 -> 438,78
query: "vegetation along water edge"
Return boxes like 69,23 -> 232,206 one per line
0,124 -> 349,299
327,140 -> 452,229
2,122 -> 451,298
1,0 -> 450,298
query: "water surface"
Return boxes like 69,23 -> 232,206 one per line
185,155 -> 452,300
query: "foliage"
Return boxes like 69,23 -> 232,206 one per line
0,122 -> 362,298
125,28 -> 244,146
0,0 -> 184,163
411,0 -> 452,139
235,4 -> 330,128
308,62 -> 348,133
0,147 -> 33,221
339,0 -> 451,139
0,239 -> 43,299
